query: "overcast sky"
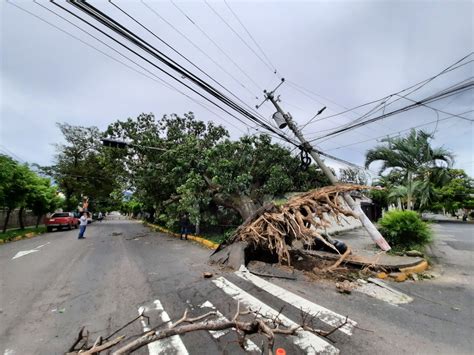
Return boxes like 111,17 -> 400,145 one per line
1,0 -> 473,177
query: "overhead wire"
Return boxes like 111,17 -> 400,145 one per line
140,0 -> 259,100
79,2 -> 362,168
23,0 -> 248,135
223,0 -> 277,74
322,109 -> 474,152
204,0 -> 275,74
302,55 -> 474,130
110,0 -> 265,121
311,77 -> 474,143
312,80 -> 474,143
56,0 -> 299,147
169,0 -> 263,92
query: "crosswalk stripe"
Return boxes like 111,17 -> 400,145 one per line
137,300 -> 189,355
212,277 -> 339,354
235,267 -> 356,335
199,301 -> 261,353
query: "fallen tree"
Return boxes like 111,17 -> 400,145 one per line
210,184 -> 373,269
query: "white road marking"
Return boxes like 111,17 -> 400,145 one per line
199,301 -> 261,352
137,306 -> 161,355
212,277 -> 339,354
12,242 -> 51,260
12,250 -> 39,260
150,300 -> 189,355
3,349 -> 16,355
35,242 -> 50,249
235,266 -> 356,335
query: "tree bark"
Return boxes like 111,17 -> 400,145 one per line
407,171 -> 413,210
36,215 -> 42,229
212,193 -> 261,221
19,207 -> 25,230
3,208 -> 11,233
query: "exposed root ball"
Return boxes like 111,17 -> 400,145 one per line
215,184 -> 371,266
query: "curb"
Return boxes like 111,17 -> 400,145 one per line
144,222 -> 220,250
0,230 -> 43,244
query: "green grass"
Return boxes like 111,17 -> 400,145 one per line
0,226 -> 46,242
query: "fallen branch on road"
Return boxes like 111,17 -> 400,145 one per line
67,302 -> 352,355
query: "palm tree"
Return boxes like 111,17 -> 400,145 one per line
365,129 -> 453,210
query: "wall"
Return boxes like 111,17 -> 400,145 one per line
0,209 -> 43,229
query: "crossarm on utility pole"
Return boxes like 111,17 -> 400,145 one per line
266,93 -> 391,251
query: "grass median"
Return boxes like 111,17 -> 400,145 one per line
0,226 -> 46,243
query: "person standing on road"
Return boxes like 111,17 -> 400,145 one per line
180,213 -> 190,240
98,211 -> 103,222
78,212 -> 88,239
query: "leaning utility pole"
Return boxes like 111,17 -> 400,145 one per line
261,80 -> 391,251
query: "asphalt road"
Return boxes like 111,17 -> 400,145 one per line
0,219 -> 472,354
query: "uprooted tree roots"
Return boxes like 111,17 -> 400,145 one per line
211,184 -> 372,269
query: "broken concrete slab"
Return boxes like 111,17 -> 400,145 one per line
303,249 -> 425,270
247,261 -> 296,280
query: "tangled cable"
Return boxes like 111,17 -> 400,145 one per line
299,146 -> 312,171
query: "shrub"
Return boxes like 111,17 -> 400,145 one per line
378,210 -> 432,250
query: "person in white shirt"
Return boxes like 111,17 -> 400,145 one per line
78,212 -> 88,239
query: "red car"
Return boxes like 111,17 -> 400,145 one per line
45,212 -> 79,232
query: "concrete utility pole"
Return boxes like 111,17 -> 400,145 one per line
264,88 -> 391,251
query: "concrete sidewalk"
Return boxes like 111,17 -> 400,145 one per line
325,227 -> 427,271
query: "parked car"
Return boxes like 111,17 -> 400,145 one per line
45,212 -> 79,232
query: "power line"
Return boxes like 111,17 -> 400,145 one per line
323,109 -> 474,152
302,55 -> 474,129
223,0 -> 277,74
111,0 -> 264,118
312,80 -> 474,143
22,1 -> 249,136
0,145 -> 26,163
140,0 -> 258,101
169,0 -> 263,93
204,0 -> 275,74
394,76 -> 474,122
10,1 -> 289,146
310,76 -> 474,142
57,1 -> 299,147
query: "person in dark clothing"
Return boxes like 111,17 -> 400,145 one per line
180,214 -> 190,240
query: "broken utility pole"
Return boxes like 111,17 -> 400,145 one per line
262,79 -> 391,251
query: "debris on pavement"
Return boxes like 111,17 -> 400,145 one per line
336,280 -> 355,294
203,272 -> 213,278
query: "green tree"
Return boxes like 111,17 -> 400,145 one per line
0,155 -> 35,232
43,123 -> 124,212
26,175 -> 62,227
434,169 -> 474,214
105,113 -> 330,229
365,129 -> 453,210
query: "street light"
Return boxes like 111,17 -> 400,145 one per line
101,138 -> 128,149
101,138 -> 166,151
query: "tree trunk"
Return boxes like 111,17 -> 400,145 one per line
36,215 -> 42,229
3,209 -> 11,233
212,193 -> 262,221
406,171 -> 413,210
19,207 -> 25,230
